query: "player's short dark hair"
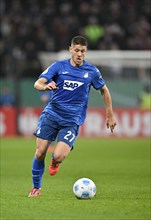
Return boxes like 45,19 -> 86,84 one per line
71,36 -> 88,46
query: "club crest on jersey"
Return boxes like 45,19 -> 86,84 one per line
63,80 -> 84,91
84,72 -> 89,78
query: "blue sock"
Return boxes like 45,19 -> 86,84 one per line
32,157 -> 45,189
52,152 -> 54,160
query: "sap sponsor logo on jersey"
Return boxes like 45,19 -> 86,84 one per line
63,80 -> 84,91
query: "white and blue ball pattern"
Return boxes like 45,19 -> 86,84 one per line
73,178 -> 96,199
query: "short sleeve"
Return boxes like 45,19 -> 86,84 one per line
38,62 -> 59,82
91,67 -> 105,90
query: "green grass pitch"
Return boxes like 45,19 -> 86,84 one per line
0,137 -> 150,220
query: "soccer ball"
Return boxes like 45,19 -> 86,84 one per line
73,178 -> 96,199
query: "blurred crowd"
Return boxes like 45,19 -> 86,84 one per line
0,0 -> 151,78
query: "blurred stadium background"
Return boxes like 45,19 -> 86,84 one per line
0,0 -> 150,138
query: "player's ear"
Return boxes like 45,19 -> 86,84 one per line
69,46 -> 72,53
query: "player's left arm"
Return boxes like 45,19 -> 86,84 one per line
100,85 -> 116,133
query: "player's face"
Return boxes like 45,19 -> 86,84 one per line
69,44 -> 87,66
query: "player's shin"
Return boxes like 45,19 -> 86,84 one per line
32,157 -> 45,188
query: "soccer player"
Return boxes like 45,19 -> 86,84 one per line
28,36 -> 116,197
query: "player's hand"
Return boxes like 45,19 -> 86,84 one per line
46,81 -> 58,90
106,117 -> 116,133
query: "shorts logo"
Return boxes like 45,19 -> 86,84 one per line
37,128 -> 41,134
63,80 -> 84,91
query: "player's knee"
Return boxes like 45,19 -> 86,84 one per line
35,150 -> 46,160
53,152 -> 66,162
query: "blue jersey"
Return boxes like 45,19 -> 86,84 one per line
39,59 -> 105,125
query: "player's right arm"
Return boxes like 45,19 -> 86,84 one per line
34,77 -> 58,91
